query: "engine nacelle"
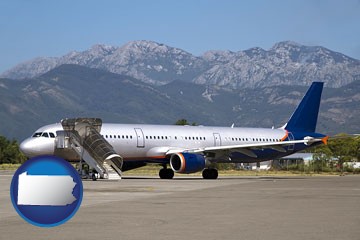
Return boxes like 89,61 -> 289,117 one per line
170,153 -> 206,174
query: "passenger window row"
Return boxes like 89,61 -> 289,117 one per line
183,136 -> 206,140
227,137 -> 281,142
146,136 -> 207,141
146,136 -> 169,140
101,134 -> 281,143
103,135 -> 133,139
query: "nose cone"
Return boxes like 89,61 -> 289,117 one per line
20,137 -> 54,158
19,138 -> 38,158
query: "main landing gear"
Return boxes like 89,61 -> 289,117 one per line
202,168 -> 218,179
158,166 -> 218,180
159,168 -> 174,179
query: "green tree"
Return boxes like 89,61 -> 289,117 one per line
310,134 -> 360,172
355,136 -> 360,161
0,136 -> 26,164
312,143 -> 334,172
327,134 -> 358,171
175,119 -> 197,126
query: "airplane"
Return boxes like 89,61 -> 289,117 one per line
20,82 -> 328,179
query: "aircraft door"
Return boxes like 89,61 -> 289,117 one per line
213,133 -> 221,146
134,128 -> 145,148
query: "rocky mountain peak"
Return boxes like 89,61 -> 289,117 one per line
271,41 -> 302,50
122,40 -> 169,52
201,50 -> 236,63
270,41 -> 356,65
119,40 -> 192,58
89,44 -> 117,55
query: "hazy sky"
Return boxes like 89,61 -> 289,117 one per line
1,0 -> 359,73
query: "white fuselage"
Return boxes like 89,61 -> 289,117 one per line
20,122 -> 288,162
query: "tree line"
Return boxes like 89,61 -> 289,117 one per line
309,134 -> 360,172
0,136 -> 26,164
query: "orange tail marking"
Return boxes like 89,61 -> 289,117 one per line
281,131 -> 289,141
322,136 -> 329,145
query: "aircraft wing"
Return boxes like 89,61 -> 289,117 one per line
166,138 -> 326,158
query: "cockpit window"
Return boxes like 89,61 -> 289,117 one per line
32,132 -> 42,137
32,131 -> 56,138
42,132 -> 49,138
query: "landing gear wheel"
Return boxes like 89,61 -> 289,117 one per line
202,168 -> 218,179
91,173 -> 97,181
159,168 -> 174,179
210,168 -> 218,179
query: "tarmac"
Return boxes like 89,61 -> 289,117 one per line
0,172 -> 359,240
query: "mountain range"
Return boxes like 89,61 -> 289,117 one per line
1,41 -> 359,140
1,41 -> 359,89
1,63 -> 359,141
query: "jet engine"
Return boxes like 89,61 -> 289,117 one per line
169,153 -> 206,174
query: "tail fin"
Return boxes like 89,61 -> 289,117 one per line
284,82 -> 324,133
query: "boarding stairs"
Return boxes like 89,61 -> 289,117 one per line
54,118 -> 123,180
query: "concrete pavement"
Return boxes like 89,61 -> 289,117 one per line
1,173 -> 359,240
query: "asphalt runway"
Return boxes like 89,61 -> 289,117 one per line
1,173 -> 359,240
